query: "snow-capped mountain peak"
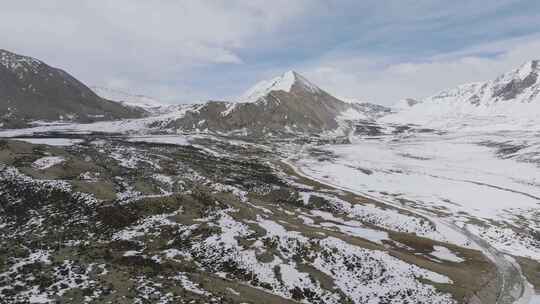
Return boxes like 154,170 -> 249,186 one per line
239,70 -> 321,103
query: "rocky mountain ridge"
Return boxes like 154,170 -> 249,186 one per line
0,49 -> 143,128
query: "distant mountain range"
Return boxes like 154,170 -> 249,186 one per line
165,71 -> 382,136
386,60 -> 540,126
0,49 -> 143,128
2,48 -> 539,134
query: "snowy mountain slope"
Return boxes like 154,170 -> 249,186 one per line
0,49 -> 143,128
165,71 -> 370,136
383,60 -> 540,128
91,86 -> 166,111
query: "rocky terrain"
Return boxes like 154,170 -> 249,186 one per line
0,133 -> 498,304
0,50 -> 143,129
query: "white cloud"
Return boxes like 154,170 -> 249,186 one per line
302,34 -> 540,105
0,0 -> 312,102
1,1 -> 539,104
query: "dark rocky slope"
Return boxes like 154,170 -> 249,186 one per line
0,49 -> 143,128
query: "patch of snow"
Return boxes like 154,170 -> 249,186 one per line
299,191 -> 311,205
171,273 -> 212,296
78,171 -> 100,182
310,210 -> 389,244
112,210 -> 188,241
152,174 -> 173,185
32,156 -> 65,170
127,135 -> 189,146
431,246 -> 464,263
11,138 -> 84,146
220,102 -> 238,116
123,250 -> 140,257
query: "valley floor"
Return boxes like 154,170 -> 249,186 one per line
292,128 -> 540,303
0,123 -> 538,303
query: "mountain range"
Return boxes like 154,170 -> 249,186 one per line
1,48 -> 540,133
386,60 -> 540,126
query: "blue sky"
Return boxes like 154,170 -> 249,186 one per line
2,1 -> 540,105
